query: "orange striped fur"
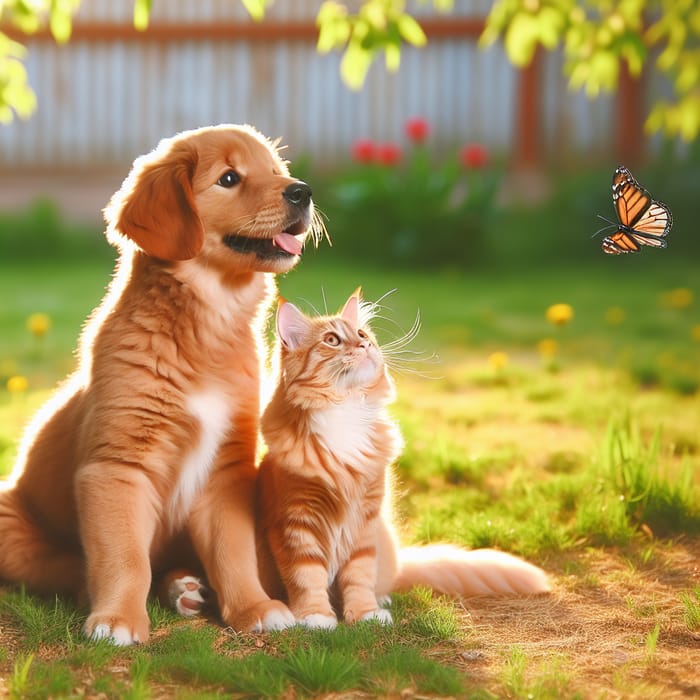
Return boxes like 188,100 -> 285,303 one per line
256,291 -> 550,629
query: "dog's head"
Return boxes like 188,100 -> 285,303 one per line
105,124 -> 321,274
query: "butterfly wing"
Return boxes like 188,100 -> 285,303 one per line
603,166 -> 672,254
602,231 -> 641,255
612,166 -> 651,228
627,200 -> 672,246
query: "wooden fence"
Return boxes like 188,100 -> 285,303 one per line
0,0 -> 645,172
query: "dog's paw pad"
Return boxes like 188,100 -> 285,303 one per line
299,613 -> 338,630
168,575 -> 208,617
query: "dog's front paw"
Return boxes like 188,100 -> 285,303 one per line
360,608 -> 393,625
166,574 -> 208,618
84,612 -> 150,646
231,599 -> 296,633
298,613 -> 338,630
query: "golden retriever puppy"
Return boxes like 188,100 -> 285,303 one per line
0,124 -> 320,644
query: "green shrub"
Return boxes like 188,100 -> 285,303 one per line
313,117 -> 500,267
0,200 -> 108,260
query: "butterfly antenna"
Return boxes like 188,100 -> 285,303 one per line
592,214 -> 616,238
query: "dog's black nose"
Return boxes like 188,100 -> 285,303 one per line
283,182 -> 312,208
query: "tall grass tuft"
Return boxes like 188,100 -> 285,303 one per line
602,417 -> 700,537
680,587 -> 700,632
0,588 -> 83,649
281,647 -> 362,695
9,654 -> 34,700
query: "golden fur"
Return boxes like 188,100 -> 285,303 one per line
253,291 -> 550,630
0,124 -> 318,644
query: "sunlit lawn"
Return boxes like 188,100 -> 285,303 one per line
1,254 -> 699,698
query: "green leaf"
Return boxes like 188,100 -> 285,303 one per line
676,57 -> 700,92
677,93 -> 700,140
316,2 -> 351,53
620,34 -> 646,77
0,51 -> 37,122
340,40 -> 374,90
49,0 -> 77,44
432,0 -> 454,11
535,6 -> 564,50
241,0 -> 269,22
133,0 -> 152,32
397,13 -> 427,47
385,40 -> 401,72
504,12 -> 539,67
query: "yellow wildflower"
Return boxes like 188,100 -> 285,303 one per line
660,288 -> 693,309
537,338 -> 559,358
545,303 -> 574,326
692,325 -> 700,342
488,351 -> 509,371
7,375 -> 28,394
27,312 -> 51,338
604,306 -> 625,325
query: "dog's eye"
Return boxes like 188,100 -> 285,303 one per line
217,171 -> 241,188
324,333 -> 341,347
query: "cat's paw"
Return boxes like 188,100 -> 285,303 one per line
298,613 -> 338,630
377,594 -> 392,608
360,608 -> 394,625
166,574 -> 208,617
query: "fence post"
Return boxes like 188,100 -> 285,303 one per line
616,61 -> 645,167
513,47 -> 542,169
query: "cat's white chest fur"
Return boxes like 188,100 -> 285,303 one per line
309,395 -> 378,466
169,389 -> 231,526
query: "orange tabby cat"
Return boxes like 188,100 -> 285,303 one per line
255,289 -> 550,630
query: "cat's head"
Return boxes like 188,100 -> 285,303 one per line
276,288 -> 391,407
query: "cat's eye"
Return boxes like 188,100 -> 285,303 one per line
358,329 -> 369,340
217,170 -> 241,188
324,332 -> 341,346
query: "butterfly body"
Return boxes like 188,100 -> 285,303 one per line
600,166 -> 673,255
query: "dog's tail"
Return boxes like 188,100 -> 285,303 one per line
393,545 -> 551,597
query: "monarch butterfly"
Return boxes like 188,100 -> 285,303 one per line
596,166 -> 673,255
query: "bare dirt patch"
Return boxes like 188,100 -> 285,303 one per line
457,539 -> 700,697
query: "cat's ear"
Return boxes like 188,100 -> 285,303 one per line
340,287 -> 362,325
277,299 -> 310,349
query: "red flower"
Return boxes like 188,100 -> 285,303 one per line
460,143 -> 489,169
405,116 -> 430,143
377,142 -> 402,166
351,138 -> 377,164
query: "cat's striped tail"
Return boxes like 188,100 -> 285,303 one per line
393,545 -> 551,596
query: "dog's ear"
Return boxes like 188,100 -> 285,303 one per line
106,140 -> 204,260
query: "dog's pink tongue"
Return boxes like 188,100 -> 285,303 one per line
273,232 -> 303,255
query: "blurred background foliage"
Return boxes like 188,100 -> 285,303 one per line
482,0 -> 700,141
2,1 -> 700,141
1,124 -> 699,269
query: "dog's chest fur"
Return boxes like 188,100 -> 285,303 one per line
164,265 -> 270,526
169,388 -> 231,526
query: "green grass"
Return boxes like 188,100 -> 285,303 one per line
680,587 -> 700,632
0,589 -> 469,698
1,255 -> 699,697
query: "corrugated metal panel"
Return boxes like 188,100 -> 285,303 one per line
541,49 -> 616,160
0,0 -> 626,170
